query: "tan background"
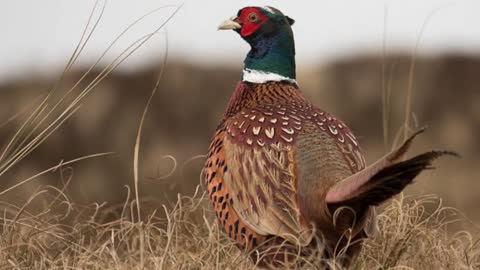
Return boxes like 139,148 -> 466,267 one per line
0,54 -> 478,229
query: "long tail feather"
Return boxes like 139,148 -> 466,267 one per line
330,150 -> 458,207
326,128 -> 427,204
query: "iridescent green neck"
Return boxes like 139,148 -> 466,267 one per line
243,30 -> 296,83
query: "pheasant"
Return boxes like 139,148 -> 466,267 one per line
204,6 -> 454,268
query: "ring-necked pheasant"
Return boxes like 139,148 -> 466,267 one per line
204,6 -> 455,268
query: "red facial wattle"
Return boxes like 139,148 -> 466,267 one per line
237,7 -> 269,37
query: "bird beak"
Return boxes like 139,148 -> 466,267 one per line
218,17 -> 241,30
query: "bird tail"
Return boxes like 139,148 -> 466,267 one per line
325,128 -> 458,208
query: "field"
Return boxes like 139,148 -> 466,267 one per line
0,55 -> 479,269
1,4 -> 480,269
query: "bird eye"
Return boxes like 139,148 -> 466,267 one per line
248,12 -> 258,22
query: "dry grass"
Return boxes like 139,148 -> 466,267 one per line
0,185 -> 479,269
1,2 -> 479,269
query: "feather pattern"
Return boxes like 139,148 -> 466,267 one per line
206,81 -> 366,249
205,125 -> 267,250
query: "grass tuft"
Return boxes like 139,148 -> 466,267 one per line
0,185 -> 478,269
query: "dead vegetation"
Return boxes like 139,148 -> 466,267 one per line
0,184 -> 479,269
0,2 -> 479,269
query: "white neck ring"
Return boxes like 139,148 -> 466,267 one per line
242,68 -> 297,84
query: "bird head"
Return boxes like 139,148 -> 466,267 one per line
218,6 -> 295,40
218,7 -> 297,83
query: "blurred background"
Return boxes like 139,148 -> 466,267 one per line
0,1 -> 478,229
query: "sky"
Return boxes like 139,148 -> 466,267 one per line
1,0 -> 480,81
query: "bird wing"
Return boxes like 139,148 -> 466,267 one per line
294,120 -> 361,224
222,107 -> 314,246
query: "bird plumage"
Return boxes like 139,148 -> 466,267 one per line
205,81 -> 369,265
206,6 -> 454,268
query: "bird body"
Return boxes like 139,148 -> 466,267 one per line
205,6 -> 453,267
205,81 -> 369,254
